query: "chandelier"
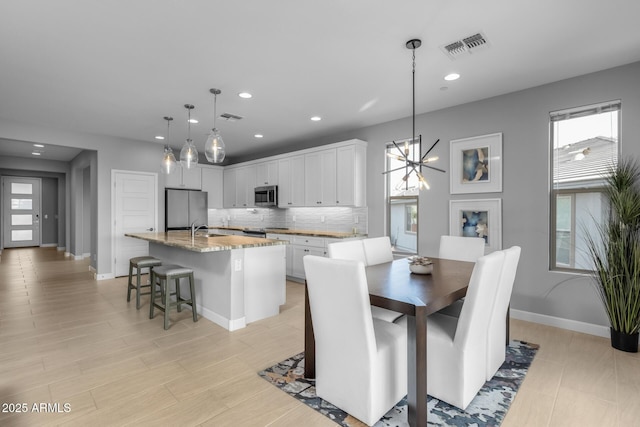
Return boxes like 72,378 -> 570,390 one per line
383,39 -> 444,190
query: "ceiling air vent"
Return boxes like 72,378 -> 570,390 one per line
440,32 -> 490,60
219,112 -> 243,122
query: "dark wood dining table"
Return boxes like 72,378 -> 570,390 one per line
304,257 -> 475,427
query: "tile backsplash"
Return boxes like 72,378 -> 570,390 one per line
208,207 -> 368,234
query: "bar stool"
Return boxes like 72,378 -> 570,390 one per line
149,264 -> 198,330
127,256 -> 162,309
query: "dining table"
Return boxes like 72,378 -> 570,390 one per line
303,256 -> 476,427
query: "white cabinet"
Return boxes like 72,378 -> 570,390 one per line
278,155 -> 305,207
255,161 -> 279,186
336,143 -> 366,207
223,168 -> 237,208
267,233 -> 293,276
235,165 -> 256,208
290,236 -> 327,279
201,166 -> 224,209
304,148 -> 336,206
164,166 -> 202,190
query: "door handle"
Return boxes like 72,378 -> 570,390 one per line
146,227 -> 154,231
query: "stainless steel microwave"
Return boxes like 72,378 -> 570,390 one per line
254,185 -> 278,207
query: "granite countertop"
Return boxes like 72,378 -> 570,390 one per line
210,226 -> 363,239
125,231 -> 287,253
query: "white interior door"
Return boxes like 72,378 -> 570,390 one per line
112,171 -> 157,277
2,177 -> 41,248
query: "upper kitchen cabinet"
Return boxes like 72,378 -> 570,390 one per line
255,160 -> 278,186
305,148 -> 337,206
278,155 -> 305,207
235,165 -> 256,208
336,143 -> 366,207
164,165 -> 202,190
223,168 -> 237,208
201,165 -> 224,209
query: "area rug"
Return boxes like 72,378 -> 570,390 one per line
258,340 -> 538,426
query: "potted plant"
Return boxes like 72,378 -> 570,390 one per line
585,158 -> 640,352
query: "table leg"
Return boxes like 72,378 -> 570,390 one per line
304,281 -> 316,378
406,305 -> 427,427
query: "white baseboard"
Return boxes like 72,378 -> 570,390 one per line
64,251 -> 71,257
511,309 -> 609,338
83,252 -> 91,259
57,246 -> 65,252
41,243 -> 57,248
73,255 -> 83,260
89,266 -> 96,274
198,305 -> 246,331
95,272 -> 115,280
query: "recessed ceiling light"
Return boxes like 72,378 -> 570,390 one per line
32,152 -> 41,156
239,92 -> 253,99
310,116 -> 322,121
155,135 -> 165,140
188,118 -> 198,124
33,144 -> 44,148
444,73 -> 460,81
254,134 -> 264,138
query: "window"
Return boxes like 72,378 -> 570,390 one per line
550,100 -> 620,271
387,139 -> 419,254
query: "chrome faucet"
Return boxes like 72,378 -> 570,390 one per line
190,220 -> 207,239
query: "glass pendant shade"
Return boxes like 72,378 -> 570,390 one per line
180,139 -> 199,169
204,128 -> 226,163
161,146 -> 177,174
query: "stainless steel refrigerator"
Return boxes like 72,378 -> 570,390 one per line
165,189 -> 208,231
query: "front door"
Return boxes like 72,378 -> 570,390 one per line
112,171 -> 158,277
2,177 -> 41,248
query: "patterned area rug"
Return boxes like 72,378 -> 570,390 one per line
258,340 -> 538,427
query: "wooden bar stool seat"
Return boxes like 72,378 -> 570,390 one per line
127,256 -> 162,309
149,264 -> 198,330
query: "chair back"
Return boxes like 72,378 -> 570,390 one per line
327,240 -> 368,265
439,235 -> 485,262
486,246 -> 521,377
303,255 -> 377,368
454,250 -> 505,350
362,236 -> 394,265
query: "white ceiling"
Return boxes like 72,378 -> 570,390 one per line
1,0 -> 639,163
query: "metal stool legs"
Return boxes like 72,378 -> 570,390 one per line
150,267 -> 198,330
127,256 -> 162,309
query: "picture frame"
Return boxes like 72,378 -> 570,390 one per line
450,132 -> 502,194
449,198 -> 502,253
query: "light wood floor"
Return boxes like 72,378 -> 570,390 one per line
1,248 -> 639,427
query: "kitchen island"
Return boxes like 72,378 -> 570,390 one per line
125,231 -> 287,331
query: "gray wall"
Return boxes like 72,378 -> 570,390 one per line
236,61 -> 640,328
1,60 -> 638,327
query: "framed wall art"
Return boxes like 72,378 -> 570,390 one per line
449,198 -> 502,253
450,132 -> 502,194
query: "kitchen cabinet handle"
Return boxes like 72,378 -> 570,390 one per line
146,227 -> 154,231
317,201 -> 321,204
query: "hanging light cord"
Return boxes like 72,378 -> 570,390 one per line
213,92 -> 217,131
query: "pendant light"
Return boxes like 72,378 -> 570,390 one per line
204,88 -> 226,163
383,39 -> 445,191
180,104 -> 199,169
161,116 -> 177,174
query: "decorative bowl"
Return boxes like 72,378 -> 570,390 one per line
407,256 -> 433,275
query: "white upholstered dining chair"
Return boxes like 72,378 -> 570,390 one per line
303,255 -> 407,426
362,236 -> 394,265
398,250 -> 505,410
327,240 -> 403,323
438,235 -> 485,262
438,246 -> 522,380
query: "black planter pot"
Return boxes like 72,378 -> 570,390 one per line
610,328 -> 639,353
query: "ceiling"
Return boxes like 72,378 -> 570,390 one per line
1,0 -> 639,163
